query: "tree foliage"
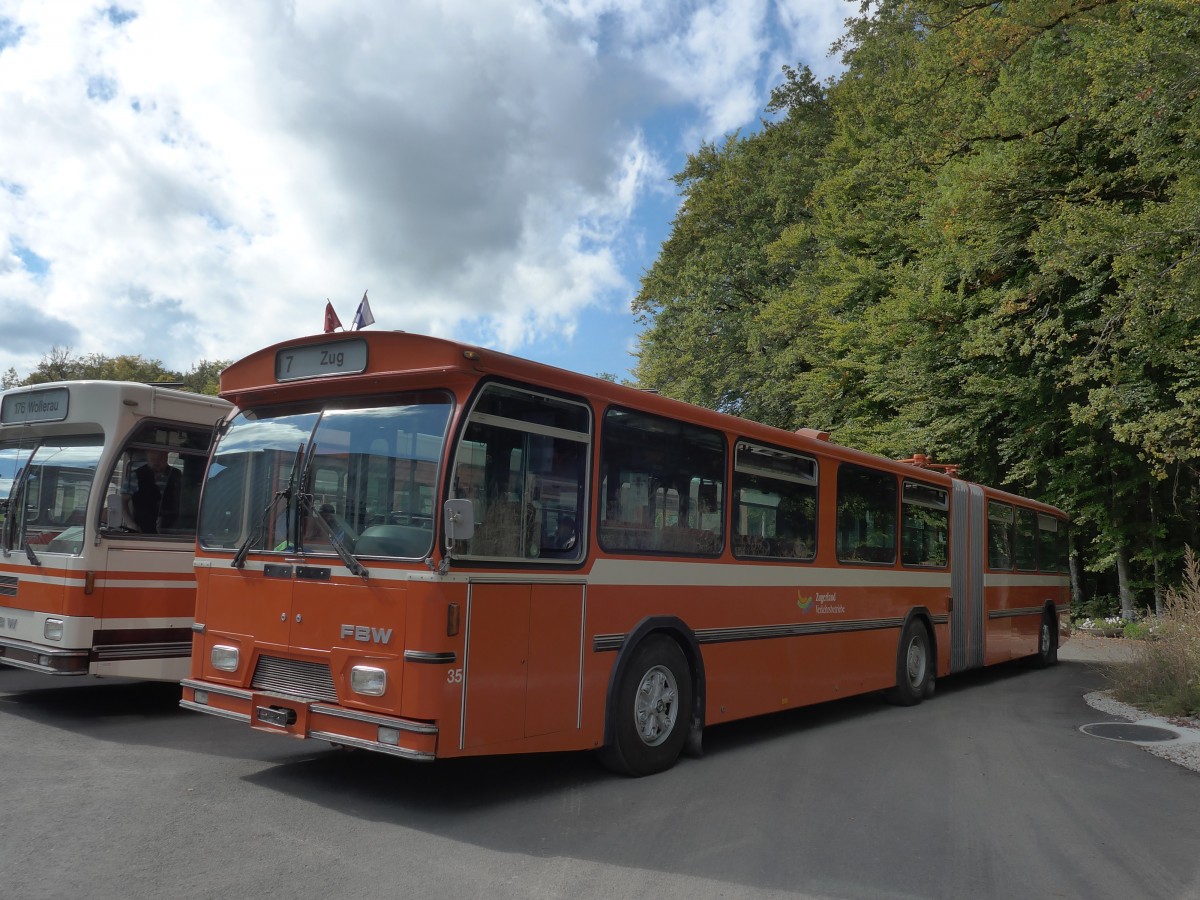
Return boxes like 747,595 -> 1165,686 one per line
634,0 -> 1200,609
2,348 -> 228,397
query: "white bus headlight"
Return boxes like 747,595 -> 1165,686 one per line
44,618 -> 64,641
351,665 -> 387,696
378,726 -> 400,746
210,645 -> 239,672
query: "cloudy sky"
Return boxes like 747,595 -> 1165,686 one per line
0,0 -> 856,383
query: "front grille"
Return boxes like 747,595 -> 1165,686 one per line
0,575 -> 17,597
251,655 -> 338,702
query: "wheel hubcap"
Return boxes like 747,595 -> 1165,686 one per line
634,664 -> 679,747
906,638 -> 926,688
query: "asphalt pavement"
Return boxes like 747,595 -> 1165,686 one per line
1058,630 -> 1139,664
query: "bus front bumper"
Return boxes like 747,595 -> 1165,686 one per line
0,636 -> 90,675
180,678 -> 438,761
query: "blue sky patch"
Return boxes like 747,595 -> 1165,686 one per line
0,16 -> 25,52
105,6 -> 137,27
13,241 -> 50,278
87,75 -> 118,102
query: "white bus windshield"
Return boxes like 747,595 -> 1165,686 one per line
4,436 -> 104,556
0,441 -> 35,502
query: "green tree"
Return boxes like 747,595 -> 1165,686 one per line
633,0 -> 1200,610
7,348 -> 229,397
180,360 -> 227,396
633,65 -> 833,426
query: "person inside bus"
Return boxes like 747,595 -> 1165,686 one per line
303,502 -> 344,547
551,515 -> 577,551
126,449 -> 181,534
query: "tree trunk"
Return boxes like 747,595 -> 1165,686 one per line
1115,544 -> 1135,620
1069,549 -> 1083,609
1149,485 -> 1163,617
1153,559 -> 1164,618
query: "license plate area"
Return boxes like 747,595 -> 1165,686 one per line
251,692 -> 311,737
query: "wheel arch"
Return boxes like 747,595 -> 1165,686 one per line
602,615 -> 706,757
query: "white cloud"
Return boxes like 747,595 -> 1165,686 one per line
774,0 -> 858,81
0,0 -> 852,378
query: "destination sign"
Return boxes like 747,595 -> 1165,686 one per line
1,387 -> 70,424
275,339 -> 368,382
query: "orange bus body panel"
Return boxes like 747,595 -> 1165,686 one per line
180,331 -> 1070,764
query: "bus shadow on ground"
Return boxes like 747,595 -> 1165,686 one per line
241,654 -> 1065,827
0,668 -> 329,763
0,670 -> 184,722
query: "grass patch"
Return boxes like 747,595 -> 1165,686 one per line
1109,547 -> 1200,718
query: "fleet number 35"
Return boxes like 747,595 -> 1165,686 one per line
446,668 -> 464,684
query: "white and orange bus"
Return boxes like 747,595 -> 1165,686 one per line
181,331 -> 1069,774
0,381 -> 230,680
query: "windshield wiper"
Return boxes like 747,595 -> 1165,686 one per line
293,442 -> 368,578
231,444 -> 303,569
0,503 -> 12,556
297,492 -> 369,580
23,539 -> 41,567
292,441 -> 319,554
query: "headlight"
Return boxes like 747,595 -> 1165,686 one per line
377,726 -> 400,746
44,618 -> 64,641
351,665 -> 387,696
210,645 -> 239,672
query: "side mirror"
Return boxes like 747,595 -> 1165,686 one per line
443,498 -> 474,549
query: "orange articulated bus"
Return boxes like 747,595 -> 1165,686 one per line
181,331 -> 1070,775
0,381 -> 230,680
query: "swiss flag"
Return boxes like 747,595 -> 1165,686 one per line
323,300 -> 343,333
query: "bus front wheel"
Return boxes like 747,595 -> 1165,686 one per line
600,635 -> 693,777
886,620 -> 933,706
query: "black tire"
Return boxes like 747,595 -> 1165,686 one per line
599,635 -> 693,777
1034,611 -> 1059,668
885,619 -> 933,706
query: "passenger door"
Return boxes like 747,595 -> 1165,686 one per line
460,579 -> 585,750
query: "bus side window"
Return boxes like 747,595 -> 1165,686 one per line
731,441 -> 817,561
987,501 -> 1014,570
597,407 -> 724,557
835,465 -> 897,565
900,480 -> 948,568
1037,515 -> 1069,573
448,383 -> 591,563
103,422 -> 212,539
1014,507 -> 1039,571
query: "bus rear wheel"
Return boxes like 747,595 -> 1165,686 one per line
600,635 -> 692,777
1034,611 -> 1059,668
886,620 -> 933,706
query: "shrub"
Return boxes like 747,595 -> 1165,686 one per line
1071,594 -> 1120,624
1122,620 -> 1153,641
1110,547 -> 1200,717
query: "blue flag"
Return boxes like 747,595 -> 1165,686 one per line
352,291 -> 375,330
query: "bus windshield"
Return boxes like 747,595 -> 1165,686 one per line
4,436 -> 104,556
199,392 -> 453,560
0,440 -> 35,503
